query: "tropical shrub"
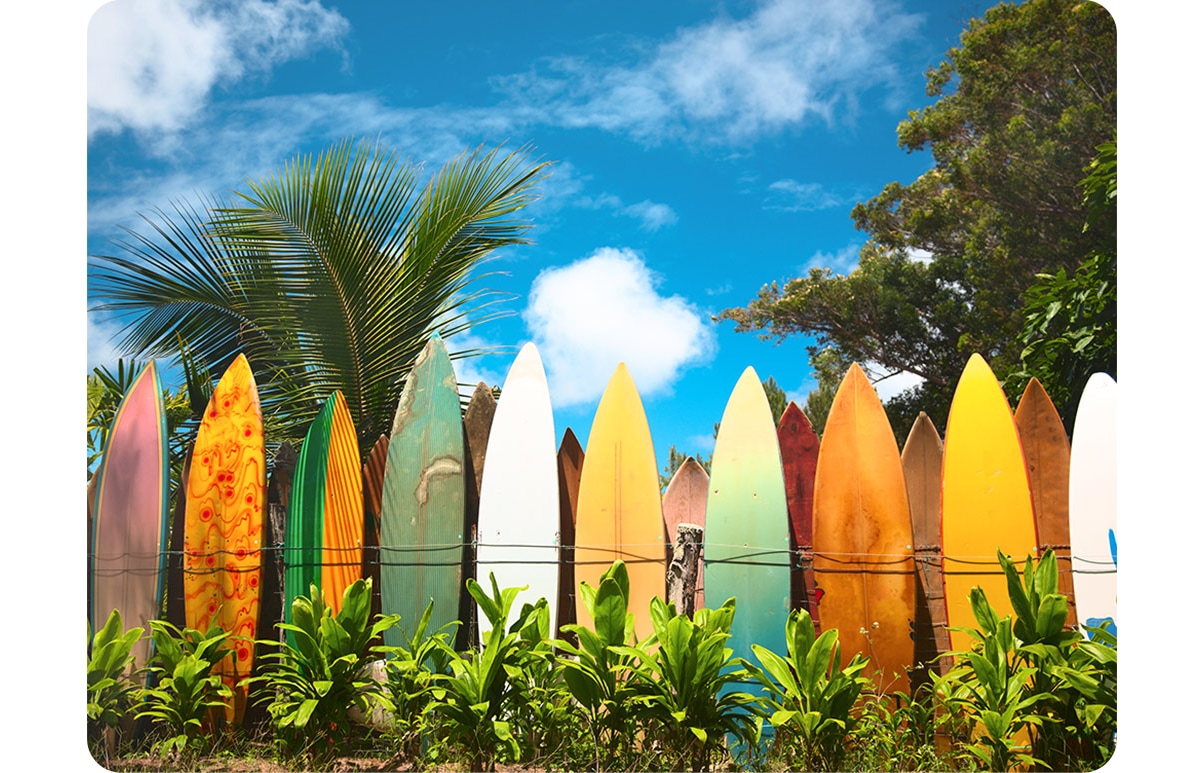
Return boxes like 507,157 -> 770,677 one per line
136,620 -> 235,760
424,574 -> 527,771
750,608 -> 871,771
556,560 -> 651,771
87,609 -> 144,757
249,578 -> 398,759
617,595 -> 764,771
937,548 -> 1117,771
372,598 -> 456,762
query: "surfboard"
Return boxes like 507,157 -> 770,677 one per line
575,363 -> 665,641
362,434 -> 389,623
464,382 -> 497,500
556,428 -> 584,634
1068,372 -> 1117,636
321,392 -> 364,614
812,364 -> 916,694
379,336 -> 467,647
475,343 -> 560,635
90,359 -> 169,674
777,401 -> 820,626
1014,378 -> 1077,627
285,395 -> 334,616
183,353 -> 266,723
901,412 -> 951,677
661,456 -> 709,613
704,366 -> 791,670
941,354 -> 1037,655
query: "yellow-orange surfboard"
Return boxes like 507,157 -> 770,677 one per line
575,363 -> 665,641
183,353 -> 265,723
812,364 -> 915,694
941,354 -> 1037,654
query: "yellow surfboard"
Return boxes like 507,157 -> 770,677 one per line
574,363 -> 665,641
941,354 -> 1037,654
183,353 -> 266,723
812,364 -> 915,694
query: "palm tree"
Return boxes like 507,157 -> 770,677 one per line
90,138 -> 548,458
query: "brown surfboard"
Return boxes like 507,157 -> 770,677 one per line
362,434 -> 389,626
556,427 -> 585,634
901,412 -> 951,678
1014,378 -> 1077,627
464,382 -> 497,499
777,401 -> 821,629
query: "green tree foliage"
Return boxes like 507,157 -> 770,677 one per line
801,347 -> 853,438
1006,139 -> 1117,429
90,138 -> 548,459
718,0 -> 1115,430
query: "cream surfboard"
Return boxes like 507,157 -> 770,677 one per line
475,343 -> 560,635
1068,373 -> 1117,636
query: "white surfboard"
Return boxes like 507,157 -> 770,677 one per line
1068,372 -> 1117,637
475,342 -> 560,637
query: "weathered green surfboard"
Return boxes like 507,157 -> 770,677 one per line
379,336 -> 467,647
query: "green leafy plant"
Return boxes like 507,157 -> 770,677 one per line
425,574 -> 526,771
617,595 -> 763,771
249,578 -> 398,760
372,598 -> 456,762
87,609 -> 144,758
750,608 -> 871,771
556,560 -> 651,772
136,620 -> 235,761
845,681 -> 954,772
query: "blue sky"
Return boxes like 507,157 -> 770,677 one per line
85,0 -> 999,463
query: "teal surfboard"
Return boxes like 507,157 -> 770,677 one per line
379,336 -> 467,647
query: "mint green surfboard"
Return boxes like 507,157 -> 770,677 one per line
379,336 -> 467,647
704,366 -> 791,669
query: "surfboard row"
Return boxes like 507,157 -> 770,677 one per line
90,343 -> 1115,718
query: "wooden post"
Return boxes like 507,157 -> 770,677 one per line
667,524 -> 704,617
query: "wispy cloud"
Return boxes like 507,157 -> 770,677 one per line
490,0 -> 924,144
522,248 -> 717,407
863,362 -> 925,402
764,179 -> 851,212
88,0 -> 349,138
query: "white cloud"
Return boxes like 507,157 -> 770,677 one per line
491,0 -> 923,144
523,248 -> 717,407
765,179 -> 848,212
444,330 -> 512,398
88,0 -> 349,138
862,362 -> 925,403
802,241 -> 862,273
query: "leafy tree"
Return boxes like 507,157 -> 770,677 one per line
1005,139 -> 1116,429
718,0 -> 1115,430
90,138 -> 548,459
801,347 -> 853,438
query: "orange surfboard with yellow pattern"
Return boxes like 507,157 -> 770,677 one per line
183,353 -> 265,723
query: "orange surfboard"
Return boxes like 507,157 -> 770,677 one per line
1014,378 -> 1076,626
575,363 -> 665,641
901,412 -> 951,677
183,353 -> 266,723
812,364 -> 916,694
941,354 -> 1037,654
